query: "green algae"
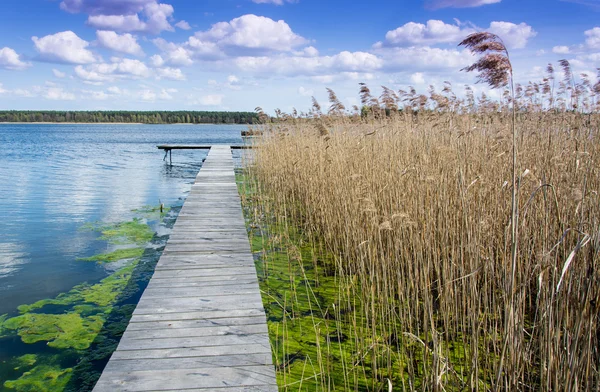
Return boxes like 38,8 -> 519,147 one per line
0,204 -> 177,392
238,170 -> 491,391
78,247 -> 144,263
238,170 -> 374,390
80,218 -> 154,246
4,365 -> 72,392
13,355 -> 37,370
3,313 -> 104,350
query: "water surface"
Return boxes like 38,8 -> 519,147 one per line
0,123 -> 245,315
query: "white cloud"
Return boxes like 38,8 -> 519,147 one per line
74,58 -> 151,83
0,47 -> 31,70
553,45 -> 570,54
155,67 -> 186,80
45,87 -> 76,100
426,0 -> 501,9
86,2 -> 174,34
377,20 -> 535,49
298,86 -> 314,96
159,88 -> 177,99
53,69 -> 66,78
487,21 -> 537,49
139,89 -> 156,101
374,46 -> 474,72
233,51 -> 382,77
585,27 -> 600,49
150,54 -> 164,67
381,20 -> 463,46
153,39 -> 194,65
32,31 -> 97,64
96,30 -> 144,56
195,14 -> 308,53
410,72 -> 426,84
200,94 -> 224,105
175,20 -> 191,30
0,83 -> 6,94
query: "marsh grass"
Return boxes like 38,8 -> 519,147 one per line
243,107 -> 600,390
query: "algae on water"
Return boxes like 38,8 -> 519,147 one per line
1,205 -> 174,392
4,365 -> 72,392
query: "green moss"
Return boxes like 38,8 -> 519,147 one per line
78,247 -> 144,263
4,365 -> 72,392
3,313 -> 104,350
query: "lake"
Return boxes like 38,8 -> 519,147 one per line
0,123 -> 247,391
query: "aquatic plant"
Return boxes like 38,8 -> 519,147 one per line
1,206 -> 175,392
246,84 -> 600,390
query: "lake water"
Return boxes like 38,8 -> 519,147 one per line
0,123 -> 247,390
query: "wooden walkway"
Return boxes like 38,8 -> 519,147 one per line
94,145 -> 277,392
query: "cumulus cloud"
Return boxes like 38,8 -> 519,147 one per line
585,27 -> 600,49
194,14 -> 308,54
553,45 -> 571,54
32,31 -> 97,64
175,20 -> 191,30
380,20 -> 463,46
373,46 -> 474,72
410,72 -> 426,84
153,38 -> 194,65
232,51 -> 382,77
487,21 -> 537,49
0,47 -> 31,70
74,57 -> 151,83
45,87 -> 76,100
426,0 -> 501,9
155,67 -> 186,80
96,30 -> 144,56
85,2 -> 174,34
377,20 -> 535,49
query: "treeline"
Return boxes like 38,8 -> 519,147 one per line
0,111 -> 259,124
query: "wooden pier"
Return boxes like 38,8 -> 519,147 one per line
93,145 -> 277,391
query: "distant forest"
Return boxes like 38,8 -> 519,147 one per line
0,111 -> 259,124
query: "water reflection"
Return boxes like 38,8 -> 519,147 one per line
0,123 -> 245,315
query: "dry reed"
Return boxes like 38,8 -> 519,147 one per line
245,59 -> 600,391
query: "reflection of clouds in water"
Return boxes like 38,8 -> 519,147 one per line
0,242 -> 27,278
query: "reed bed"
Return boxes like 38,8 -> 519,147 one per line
245,108 -> 600,391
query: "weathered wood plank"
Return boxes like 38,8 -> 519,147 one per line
93,145 -> 277,391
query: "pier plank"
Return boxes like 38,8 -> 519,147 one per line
93,145 -> 277,391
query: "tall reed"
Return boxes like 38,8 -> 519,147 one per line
247,107 -> 600,390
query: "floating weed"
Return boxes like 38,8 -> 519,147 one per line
2,313 -> 104,350
78,248 -> 144,264
0,205 -> 178,392
4,365 -> 72,392
13,355 -> 37,370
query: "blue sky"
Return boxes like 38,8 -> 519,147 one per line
0,0 -> 599,113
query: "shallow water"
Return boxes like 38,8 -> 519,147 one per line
0,123 -> 245,315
